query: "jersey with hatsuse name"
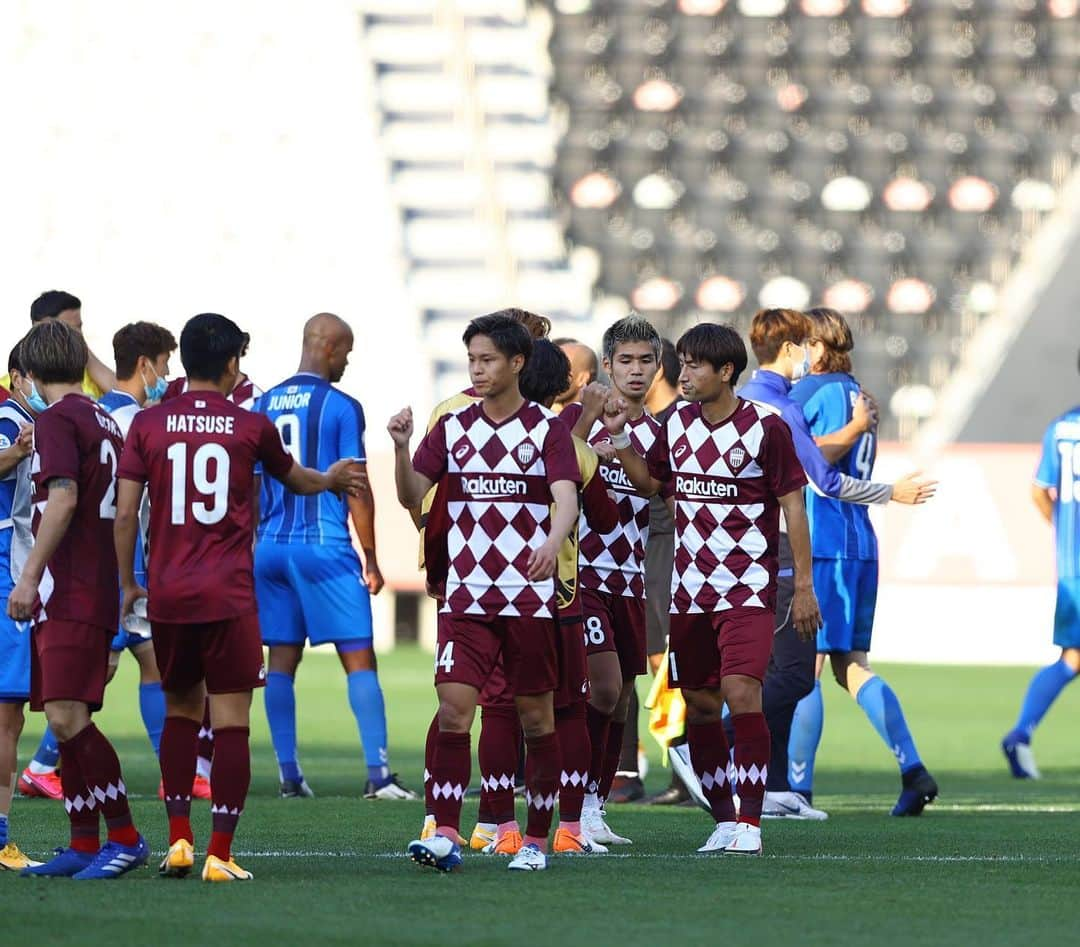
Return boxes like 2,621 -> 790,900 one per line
32,394 -> 125,629
790,372 -> 878,561
255,373 -> 365,547
560,402 -> 659,597
117,390 -> 294,623
1035,407 -> 1080,581
0,399 -> 34,590
412,400 -> 580,618
645,399 -> 806,615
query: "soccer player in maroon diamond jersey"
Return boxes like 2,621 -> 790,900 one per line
114,313 -> 364,884
7,321 -> 149,880
559,315 -> 663,847
603,323 -> 822,857
391,313 -> 580,874
163,352 -> 259,797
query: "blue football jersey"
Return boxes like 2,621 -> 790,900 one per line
256,373 -> 366,546
0,399 -> 34,591
1035,407 -> 1080,581
790,372 -> 878,561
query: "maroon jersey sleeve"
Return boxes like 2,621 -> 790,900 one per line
645,419 -> 672,485
581,468 -> 619,533
761,416 -> 809,497
542,419 -> 581,485
255,414 -> 295,480
117,415 -> 149,484
413,414 -> 449,483
34,409 -> 79,484
559,402 -> 583,430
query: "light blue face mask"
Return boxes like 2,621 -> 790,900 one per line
791,344 -> 811,382
143,367 -> 168,402
27,380 -> 48,413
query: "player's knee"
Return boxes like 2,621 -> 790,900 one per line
0,705 -> 24,739
722,678 -> 761,715
1062,649 -> 1080,673
682,688 -> 724,724
436,701 -> 474,733
589,678 -> 621,715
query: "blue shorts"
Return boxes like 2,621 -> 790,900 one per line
0,607 -> 31,702
255,542 -> 373,649
110,569 -> 149,653
813,558 -> 878,654
1053,578 -> 1080,649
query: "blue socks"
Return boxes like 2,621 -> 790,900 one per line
138,682 -> 166,756
0,813 -> 8,846
32,726 -> 60,770
347,670 -> 390,786
856,675 -> 922,774
1010,659 -> 1078,742
788,681 -> 824,795
265,670 -> 302,783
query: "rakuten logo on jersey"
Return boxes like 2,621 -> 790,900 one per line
461,475 -> 529,499
599,464 -> 635,491
675,475 -> 738,500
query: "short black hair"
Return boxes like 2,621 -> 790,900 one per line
518,339 -> 571,406
30,290 -> 82,323
8,340 -> 25,378
659,338 -> 679,387
180,313 -> 249,383
20,321 -> 88,385
113,322 -> 178,380
463,314 -> 533,363
676,323 -> 748,386
602,316 -> 662,364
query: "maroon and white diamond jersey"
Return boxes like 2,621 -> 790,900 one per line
412,400 -> 581,618
645,399 -> 806,615
163,375 -> 262,412
563,407 -> 659,598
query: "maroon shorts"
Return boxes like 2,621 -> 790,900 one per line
479,656 -> 514,710
30,620 -> 111,712
152,612 -> 266,695
668,608 -> 775,690
554,614 -> 590,709
435,613 -> 558,697
582,588 -> 647,678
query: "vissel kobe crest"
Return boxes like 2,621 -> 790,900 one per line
515,441 -> 537,468
727,446 -> 746,470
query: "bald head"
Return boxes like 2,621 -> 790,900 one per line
299,312 -> 354,382
554,339 -> 598,406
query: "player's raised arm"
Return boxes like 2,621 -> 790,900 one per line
815,392 -> 877,464
776,487 -> 822,642
603,395 -> 663,497
389,407 -> 437,509
280,457 -> 367,497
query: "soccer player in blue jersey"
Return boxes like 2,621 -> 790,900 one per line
98,322 -> 177,763
737,309 -> 936,820
256,313 -> 414,800
785,308 -> 939,815
0,343 -> 42,870
1001,354 -> 1080,778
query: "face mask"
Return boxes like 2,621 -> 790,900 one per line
27,380 -> 48,413
143,366 -> 168,402
790,344 -> 810,382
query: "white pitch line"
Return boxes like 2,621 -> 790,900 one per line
230,850 -> 1076,864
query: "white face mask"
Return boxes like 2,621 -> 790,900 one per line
790,344 -> 810,382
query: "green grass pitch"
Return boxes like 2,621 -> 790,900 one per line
4,647 -> 1079,946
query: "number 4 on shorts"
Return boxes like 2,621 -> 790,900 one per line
436,641 -> 455,673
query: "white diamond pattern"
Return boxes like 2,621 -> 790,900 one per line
431,781 -> 465,801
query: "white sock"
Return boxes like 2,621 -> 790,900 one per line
196,757 -> 212,780
27,761 -> 56,776
583,792 -> 600,812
